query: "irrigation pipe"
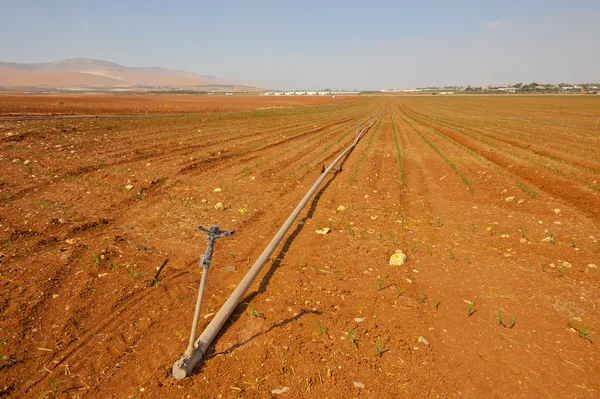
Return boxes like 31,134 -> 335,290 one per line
172,107 -> 385,379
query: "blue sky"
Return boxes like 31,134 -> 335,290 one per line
1,1 -> 599,89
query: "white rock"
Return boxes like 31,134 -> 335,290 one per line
213,187 -> 222,192
272,387 -> 290,395
554,208 -> 560,214
354,317 -> 365,323
389,250 -> 407,266
214,202 -> 224,210
517,199 -> 525,204
505,196 -> 515,202
315,227 -> 330,235
337,205 -> 345,211
418,336 -> 430,346
588,264 -> 597,269
353,381 -> 365,389
23,160 -> 31,165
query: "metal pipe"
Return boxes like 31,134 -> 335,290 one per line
185,257 -> 208,356
172,107 -> 385,379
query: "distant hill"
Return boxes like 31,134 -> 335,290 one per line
0,58 -> 259,91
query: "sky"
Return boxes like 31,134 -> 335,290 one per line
1,0 -> 599,90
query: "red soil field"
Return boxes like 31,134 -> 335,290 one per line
0,94 -> 359,117
0,94 -> 599,398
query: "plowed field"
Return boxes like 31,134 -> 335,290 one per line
1,94 -> 599,398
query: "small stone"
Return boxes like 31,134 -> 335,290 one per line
588,264 -> 597,269
519,238 -> 529,244
389,250 -> 407,266
337,205 -> 345,211
541,236 -> 553,243
65,238 -> 76,245
500,234 -> 510,238
221,266 -> 236,272
554,208 -> 560,214
213,187 -> 222,192
58,218 -> 67,224
418,336 -> 430,346
98,273 -> 108,278
272,387 -> 290,395
124,184 -> 134,191
23,160 -> 31,165
505,196 -> 515,202
203,312 -> 215,319
370,215 -> 378,220
353,381 -> 365,390
354,317 -> 365,323
200,199 -> 208,204
315,227 -> 330,235
517,199 -> 525,204
562,261 -> 572,268
237,208 -> 248,215
214,202 -> 224,210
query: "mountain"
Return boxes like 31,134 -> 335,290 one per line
0,58 -> 236,90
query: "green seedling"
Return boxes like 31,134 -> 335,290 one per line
520,226 -> 526,238
91,252 -> 100,266
374,340 -> 383,356
547,232 -> 554,244
313,265 -> 322,275
411,245 -> 418,253
349,325 -> 357,347
375,274 -> 388,291
391,233 -> 399,245
243,303 -> 259,317
571,318 -> 593,342
509,316 -> 516,329
346,222 -> 355,234
395,288 -> 403,299
418,288 -> 425,303
48,377 -> 65,394
436,216 -> 443,227
541,262 -> 546,273
571,237 -> 577,248
467,302 -> 475,317
111,261 -> 118,272
433,297 -> 439,310
498,311 -> 505,326
449,249 -> 455,260
471,224 -> 477,233
425,244 -> 431,255
317,321 -> 326,336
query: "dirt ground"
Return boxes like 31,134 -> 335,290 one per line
0,94 -> 359,117
0,94 -> 599,398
